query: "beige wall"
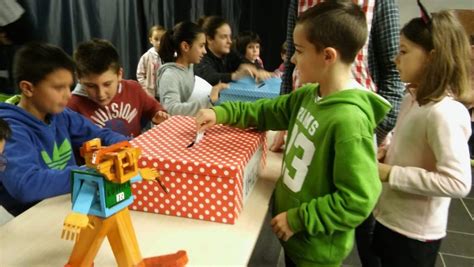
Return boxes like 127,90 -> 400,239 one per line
398,0 -> 474,25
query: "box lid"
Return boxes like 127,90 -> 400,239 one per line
131,116 -> 266,179
220,77 -> 281,98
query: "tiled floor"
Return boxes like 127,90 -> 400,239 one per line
249,164 -> 474,267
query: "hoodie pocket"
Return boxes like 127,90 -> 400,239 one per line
273,181 -> 354,265
284,225 -> 354,265
272,179 -> 301,216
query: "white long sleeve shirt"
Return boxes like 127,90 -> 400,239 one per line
0,0 -> 24,26
374,93 -> 472,241
136,47 -> 161,97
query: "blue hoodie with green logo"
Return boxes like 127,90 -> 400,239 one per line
0,101 -> 127,215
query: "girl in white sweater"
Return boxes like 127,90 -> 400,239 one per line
137,25 -> 165,98
373,6 -> 472,267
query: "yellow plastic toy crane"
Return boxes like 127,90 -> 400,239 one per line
61,138 -> 187,267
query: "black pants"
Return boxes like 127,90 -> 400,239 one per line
373,221 -> 441,267
285,254 -> 296,267
356,214 -> 380,267
285,214 -> 380,267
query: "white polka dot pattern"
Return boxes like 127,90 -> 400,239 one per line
218,77 -> 281,104
129,116 -> 267,224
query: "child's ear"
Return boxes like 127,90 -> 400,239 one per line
428,49 -> 436,61
323,47 -> 337,63
18,81 -> 34,97
118,68 -> 124,81
180,41 -> 190,53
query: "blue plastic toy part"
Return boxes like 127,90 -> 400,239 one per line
71,180 -> 96,215
70,167 -> 142,218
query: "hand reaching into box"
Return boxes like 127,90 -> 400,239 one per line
195,109 -> 217,132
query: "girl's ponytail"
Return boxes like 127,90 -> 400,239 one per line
158,22 -> 204,64
159,29 -> 177,63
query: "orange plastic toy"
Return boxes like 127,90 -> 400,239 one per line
61,138 -> 188,267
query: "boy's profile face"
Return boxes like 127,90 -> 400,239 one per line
149,30 -> 165,52
207,24 -> 232,57
245,42 -> 260,63
80,68 -> 122,107
291,24 -> 325,84
21,69 -> 73,115
0,139 -> 4,153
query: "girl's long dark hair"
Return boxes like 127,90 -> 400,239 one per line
159,21 -> 204,63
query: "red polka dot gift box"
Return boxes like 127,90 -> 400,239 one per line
130,116 -> 267,224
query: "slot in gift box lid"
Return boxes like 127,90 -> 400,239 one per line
131,116 -> 266,178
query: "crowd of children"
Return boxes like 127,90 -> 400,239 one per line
0,1 -> 472,266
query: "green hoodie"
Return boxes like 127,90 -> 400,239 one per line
214,83 -> 391,266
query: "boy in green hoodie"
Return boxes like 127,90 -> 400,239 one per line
195,2 -> 390,266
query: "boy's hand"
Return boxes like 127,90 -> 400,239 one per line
378,163 -> 392,182
271,212 -> 294,241
152,111 -> 170,125
210,82 -> 229,103
377,132 -> 391,161
377,146 -> 387,161
195,109 -> 217,132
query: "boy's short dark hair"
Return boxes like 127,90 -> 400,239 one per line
197,16 -> 229,40
297,1 -> 367,64
235,31 -> 261,56
74,38 -> 121,78
0,118 -> 11,141
13,42 -> 75,86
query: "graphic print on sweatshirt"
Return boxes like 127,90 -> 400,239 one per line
89,102 -> 138,136
40,139 -> 72,170
283,106 -> 318,192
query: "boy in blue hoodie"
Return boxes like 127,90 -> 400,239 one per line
196,2 -> 390,266
0,118 -> 11,172
0,43 -> 127,216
